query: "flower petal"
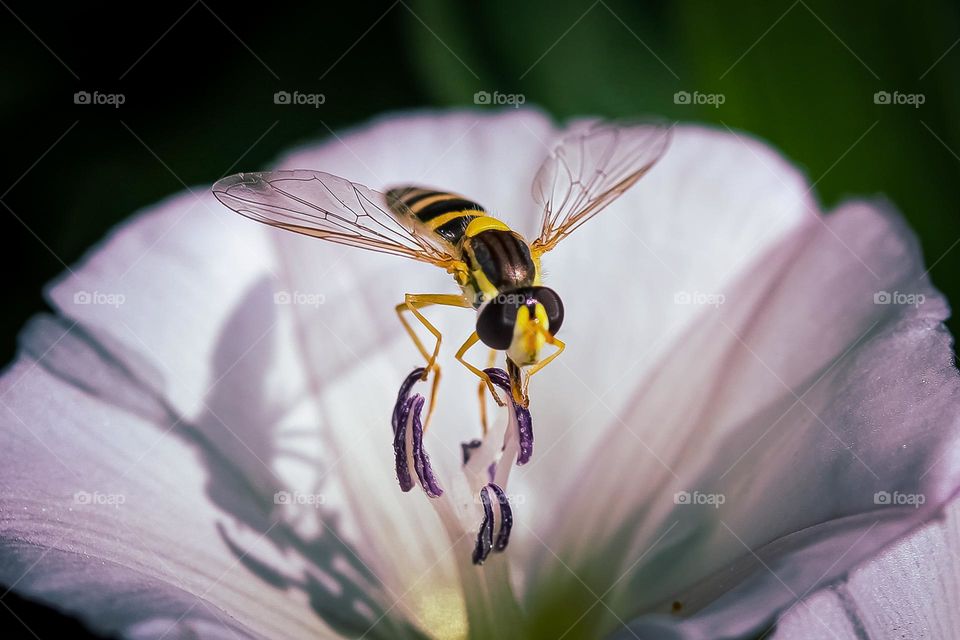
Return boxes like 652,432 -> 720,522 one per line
772,495 -> 960,640
8,109 -> 958,640
0,317 -> 338,639
523,185 -> 960,640
2,109 -> 561,638
507,125 -> 819,568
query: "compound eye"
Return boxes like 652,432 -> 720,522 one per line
534,287 -> 564,335
476,299 -> 516,349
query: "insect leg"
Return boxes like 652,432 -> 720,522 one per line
478,348 -> 497,434
395,293 -> 471,430
456,332 -> 506,411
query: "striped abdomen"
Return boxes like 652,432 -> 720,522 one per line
387,187 -> 486,245
387,185 -> 538,306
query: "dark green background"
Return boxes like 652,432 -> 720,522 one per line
1,0 -> 958,636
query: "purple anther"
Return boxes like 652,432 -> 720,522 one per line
472,483 -> 513,565
391,368 -> 442,498
489,484 -> 513,552
484,368 -> 534,465
472,486 -> 495,565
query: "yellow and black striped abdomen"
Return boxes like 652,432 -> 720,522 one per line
388,187 -> 486,245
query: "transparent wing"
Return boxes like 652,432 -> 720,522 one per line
531,121 -> 672,254
212,170 -> 459,267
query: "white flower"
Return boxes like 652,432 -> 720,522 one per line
1,109 -> 959,640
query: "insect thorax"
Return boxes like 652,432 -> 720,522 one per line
462,229 -> 538,308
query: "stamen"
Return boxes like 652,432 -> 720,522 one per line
472,483 -> 513,565
393,394 -> 415,492
392,367 -> 425,433
411,395 -> 443,498
472,487 -> 494,565
484,368 -> 534,465
489,484 -> 513,552
391,368 -> 523,567
392,368 -> 443,498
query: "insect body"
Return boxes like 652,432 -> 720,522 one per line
388,189 -> 540,308
213,120 -> 670,427
386,188 -> 566,407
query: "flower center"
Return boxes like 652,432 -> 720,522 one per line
390,366 -> 534,565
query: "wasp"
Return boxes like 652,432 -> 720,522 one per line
213,120 -> 670,430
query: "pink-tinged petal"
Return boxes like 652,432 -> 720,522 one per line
525,196 -> 960,638
511,123 -> 813,562
6,108 -> 959,640
773,495 -> 960,639
771,588 -> 866,640
0,324 -> 340,639
512,125 -> 815,543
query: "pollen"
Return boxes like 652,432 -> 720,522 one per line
414,587 -> 468,640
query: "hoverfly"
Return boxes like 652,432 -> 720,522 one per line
213,120 -> 670,429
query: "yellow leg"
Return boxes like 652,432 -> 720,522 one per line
456,332 -> 506,410
395,294 -> 470,374
478,348 -> 497,434
395,293 -> 471,430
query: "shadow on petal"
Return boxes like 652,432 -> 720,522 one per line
22,276 -> 426,638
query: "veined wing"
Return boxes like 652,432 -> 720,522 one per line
531,121 -> 672,254
212,170 -> 459,267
